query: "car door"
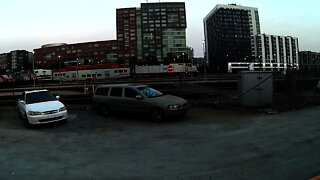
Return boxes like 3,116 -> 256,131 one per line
122,87 -> 151,114
94,87 -> 110,106
108,87 -> 124,112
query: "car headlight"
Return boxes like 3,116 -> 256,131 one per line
167,104 -> 181,110
27,111 -> 42,116
59,106 -> 67,112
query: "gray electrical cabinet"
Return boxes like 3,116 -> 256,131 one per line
238,71 -> 273,107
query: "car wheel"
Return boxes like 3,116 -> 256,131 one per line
100,105 -> 109,116
23,112 -> 32,128
17,107 -> 22,119
150,108 -> 164,122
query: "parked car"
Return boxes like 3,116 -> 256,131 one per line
17,89 -> 68,126
92,84 -> 189,121
317,80 -> 320,89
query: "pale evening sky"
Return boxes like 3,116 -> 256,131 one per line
0,0 -> 319,57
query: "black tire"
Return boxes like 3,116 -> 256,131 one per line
23,112 -> 32,128
100,105 -> 110,116
150,108 -> 165,122
17,107 -> 22,119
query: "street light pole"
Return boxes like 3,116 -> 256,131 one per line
33,58 -> 35,88
58,55 -> 61,84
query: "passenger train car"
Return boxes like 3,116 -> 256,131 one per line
52,67 -> 130,81
31,63 -> 197,82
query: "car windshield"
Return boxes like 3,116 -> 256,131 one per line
137,86 -> 163,98
26,91 -> 57,104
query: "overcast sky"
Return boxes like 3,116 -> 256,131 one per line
0,0 -> 319,57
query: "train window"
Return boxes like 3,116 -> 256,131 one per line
92,74 -> 96,77
119,70 -> 123,73
97,74 -> 102,77
114,70 -> 118,73
82,75 -> 86,78
105,72 -> 110,78
124,70 -> 128,72
35,71 -> 38,73
87,74 -> 92,77
63,73 -> 66,76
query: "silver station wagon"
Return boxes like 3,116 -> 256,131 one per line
92,84 -> 189,121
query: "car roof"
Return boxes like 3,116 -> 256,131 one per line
24,89 -> 49,94
97,84 -> 147,88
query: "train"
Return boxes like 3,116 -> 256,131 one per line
135,63 -> 197,77
34,63 -> 198,82
0,63 -> 197,84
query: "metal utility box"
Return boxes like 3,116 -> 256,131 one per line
238,71 -> 273,107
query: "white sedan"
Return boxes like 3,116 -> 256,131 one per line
17,89 -> 68,126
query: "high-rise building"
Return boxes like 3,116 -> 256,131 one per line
256,34 -> 299,71
140,2 -> 187,63
116,8 -> 140,64
116,2 -> 187,64
204,4 -> 261,73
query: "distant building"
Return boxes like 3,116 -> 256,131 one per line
34,41 -> 118,69
256,34 -> 299,71
299,51 -> 320,72
0,50 -> 32,71
186,46 -> 194,60
192,57 -> 205,67
0,53 -> 10,70
204,4 -> 261,73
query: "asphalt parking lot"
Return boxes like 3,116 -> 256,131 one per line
0,104 -> 320,179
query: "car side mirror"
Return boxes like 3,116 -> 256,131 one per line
19,100 -> 25,104
135,95 -> 143,100
56,95 -> 60,100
